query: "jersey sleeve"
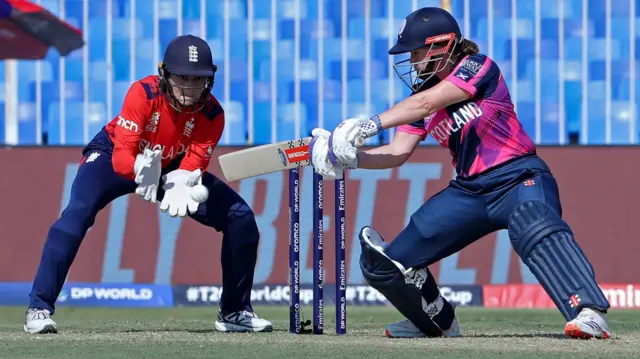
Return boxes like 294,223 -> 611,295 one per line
179,109 -> 225,173
445,54 -> 500,99
111,82 -> 150,180
397,119 -> 428,141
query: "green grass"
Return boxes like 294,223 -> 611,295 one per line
1,306 -> 639,358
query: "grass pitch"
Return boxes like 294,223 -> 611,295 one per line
0,306 -> 639,358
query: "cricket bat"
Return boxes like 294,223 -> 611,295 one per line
218,136 -> 365,182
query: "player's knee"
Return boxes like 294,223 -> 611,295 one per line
228,202 -> 259,241
508,201 -> 571,258
54,201 -> 99,231
383,220 -> 428,269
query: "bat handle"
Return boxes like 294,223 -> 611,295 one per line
354,136 -> 365,147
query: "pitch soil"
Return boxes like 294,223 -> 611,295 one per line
1,306 -> 638,358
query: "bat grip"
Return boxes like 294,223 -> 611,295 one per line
354,136 -> 365,147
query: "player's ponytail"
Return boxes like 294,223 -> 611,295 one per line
459,39 -> 480,56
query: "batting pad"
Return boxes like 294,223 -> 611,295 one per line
358,227 -> 453,337
509,201 -> 610,320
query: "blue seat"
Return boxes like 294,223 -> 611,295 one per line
220,101 -> 246,145
254,81 -> 271,102
564,81 -> 582,133
516,102 -> 536,140
182,0 -> 202,19
391,0 -> 413,18
0,103 -> 4,143
586,100 -> 606,144
112,18 -> 143,40
113,81 -> 132,114
611,101 -> 635,144
276,103 -> 308,141
540,0 -> 575,19
252,20 -> 272,42
136,59 -> 156,79
113,39 -> 131,81
588,38 -> 621,61
539,101 -> 566,144
17,102 -> 38,144
89,61 -> 111,83
322,101 -> 343,130
182,20 -> 203,37
588,61 -> 606,81
65,59 -> 84,82
47,101 -> 106,145
254,0 -> 271,19
308,38 -> 345,62
348,17 -> 392,40
301,19 -> 336,39
18,61 -> 53,83
206,0 -> 245,19
515,80 -> 533,103
279,19 -> 295,40
230,81 -> 248,103
252,101 -> 272,144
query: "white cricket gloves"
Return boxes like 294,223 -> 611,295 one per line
133,149 -> 208,217
308,128 -> 344,179
134,149 -> 163,203
160,168 -> 208,217
309,116 -> 381,178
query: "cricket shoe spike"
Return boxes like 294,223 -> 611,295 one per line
215,310 -> 273,333
24,308 -> 57,334
564,308 -> 611,339
384,317 -> 461,338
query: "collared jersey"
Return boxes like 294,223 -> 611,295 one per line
103,75 -> 225,180
397,54 -> 536,178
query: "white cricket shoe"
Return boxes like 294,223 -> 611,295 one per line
215,310 -> 273,333
384,317 -> 461,338
564,308 -> 611,339
24,308 -> 57,334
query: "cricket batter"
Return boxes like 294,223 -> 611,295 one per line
24,35 -> 272,334
310,7 -> 611,339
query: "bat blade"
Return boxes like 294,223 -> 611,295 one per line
218,137 -> 312,182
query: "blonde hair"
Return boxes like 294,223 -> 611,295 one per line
459,39 -> 480,56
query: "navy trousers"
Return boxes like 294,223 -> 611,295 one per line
386,154 -> 561,268
29,132 -> 260,314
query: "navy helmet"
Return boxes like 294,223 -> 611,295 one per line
158,35 -> 218,112
389,7 -> 464,92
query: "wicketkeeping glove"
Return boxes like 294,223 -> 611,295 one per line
133,148 -> 163,203
159,169 -> 203,217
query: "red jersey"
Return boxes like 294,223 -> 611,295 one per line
104,76 -> 225,180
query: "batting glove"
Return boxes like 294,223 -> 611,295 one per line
309,128 -> 344,179
328,116 -> 381,167
160,169 -> 203,217
133,148 -> 163,203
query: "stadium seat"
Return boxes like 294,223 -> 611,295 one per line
220,101 -> 247,145
47,101 -> 107,145
0,103 -> 4,143
276,102 -> 308,141
17,102 -> 38,144
11,0 -> 640,145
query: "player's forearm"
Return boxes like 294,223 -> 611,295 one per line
112,150 -> 137,180
356,145 -> 408,169
377,93 -> 436,130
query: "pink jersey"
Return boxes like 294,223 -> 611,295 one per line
397,54 -> 536,178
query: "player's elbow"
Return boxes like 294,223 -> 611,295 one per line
394,152 -> 412,167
